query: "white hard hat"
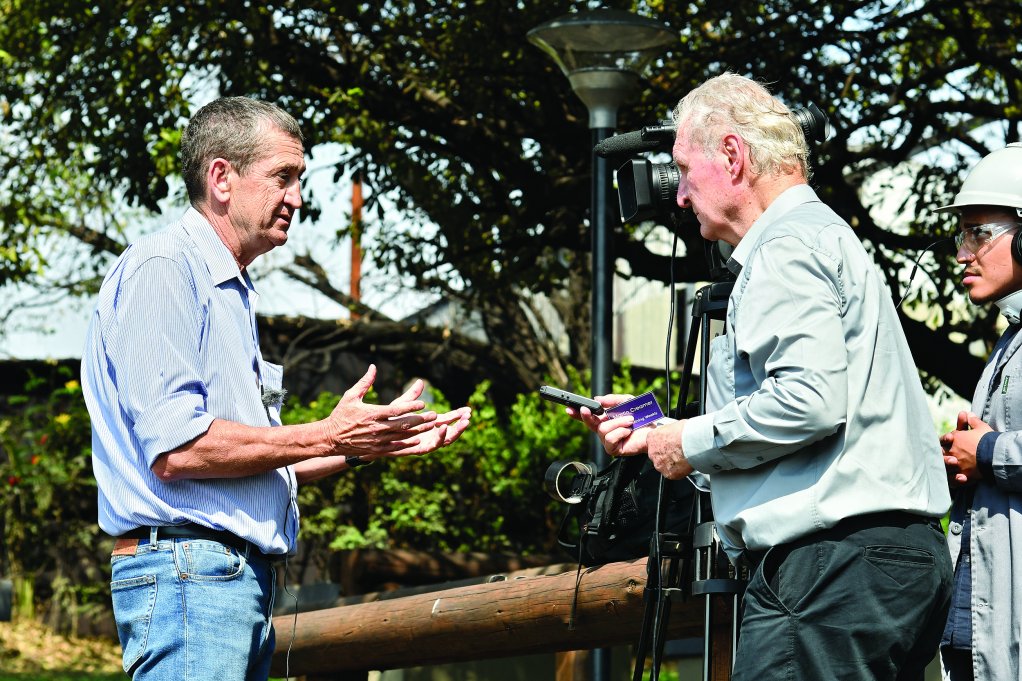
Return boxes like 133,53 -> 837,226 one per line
935,142 -> 1022,216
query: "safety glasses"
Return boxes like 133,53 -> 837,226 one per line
954,221 -> 1022,254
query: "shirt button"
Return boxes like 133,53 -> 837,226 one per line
949,522 -> 963,535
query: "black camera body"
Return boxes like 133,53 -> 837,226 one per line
599,103 -> 830,226
607,120 -> 678,225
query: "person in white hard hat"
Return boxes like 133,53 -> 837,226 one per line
937,142 -> 1022,681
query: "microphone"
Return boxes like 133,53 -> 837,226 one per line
594,131 -> 662,157
261,386 -> 288,408
594,120 -> 676,158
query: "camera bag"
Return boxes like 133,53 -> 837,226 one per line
555,454 -> 698,566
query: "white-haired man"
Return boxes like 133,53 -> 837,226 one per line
572,73 -> 952,680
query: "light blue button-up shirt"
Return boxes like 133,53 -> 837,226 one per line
82,207 -> 298,554
682,185 -> 950,561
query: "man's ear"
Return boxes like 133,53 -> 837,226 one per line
208,158 -> 232,204
722,134 -> 743,178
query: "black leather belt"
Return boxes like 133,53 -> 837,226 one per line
119,523 -> 262,557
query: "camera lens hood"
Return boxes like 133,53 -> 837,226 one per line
544,460 -> 596,504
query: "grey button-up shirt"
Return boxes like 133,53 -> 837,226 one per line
682,185 -> 950,561
942,323 -> 1022,680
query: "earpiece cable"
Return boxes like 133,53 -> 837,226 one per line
896,238 -> 951,309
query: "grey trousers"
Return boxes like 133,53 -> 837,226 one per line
732,513 -> 952,681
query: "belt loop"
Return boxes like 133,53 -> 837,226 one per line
149,526 -> 158,551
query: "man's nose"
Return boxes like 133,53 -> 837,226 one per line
286,180 -> 303,208
956,243 -> 974,264
676,180 -> 690,209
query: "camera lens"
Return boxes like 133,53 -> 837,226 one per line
650,162 -> 679,207
791,102 -> 831,144
616,159 -> 680,224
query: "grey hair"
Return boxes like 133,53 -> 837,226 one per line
673,73 -> 809,179
180,96 -> 304,204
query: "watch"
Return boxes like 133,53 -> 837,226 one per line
346,455 -> 372,469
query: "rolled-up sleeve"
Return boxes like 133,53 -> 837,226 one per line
104,255 -> 214,466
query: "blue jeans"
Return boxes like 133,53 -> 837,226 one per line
109,532 -> 278,680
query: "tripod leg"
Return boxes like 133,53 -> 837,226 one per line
650,592 -> 673,680
651,539 -> 688,679
632,547 -> 664,681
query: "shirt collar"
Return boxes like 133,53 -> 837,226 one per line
995,288 -> 1022,326
727,184 -> 821,273
180,207 -> 244,287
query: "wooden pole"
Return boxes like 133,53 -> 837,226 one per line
350,172 -> 363,319
270,559 -> 703,677
705,594 -> 737,681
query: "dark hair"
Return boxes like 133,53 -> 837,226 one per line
180,97 -> 304,204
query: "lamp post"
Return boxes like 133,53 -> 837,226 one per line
528,12 -> 675,681
528,10 -> 675,469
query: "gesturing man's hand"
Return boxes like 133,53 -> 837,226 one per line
325,365 -> 472,460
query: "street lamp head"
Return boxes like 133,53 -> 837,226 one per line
528,9 -> 676,129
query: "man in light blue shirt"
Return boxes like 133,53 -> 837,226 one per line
81,97 -> 470,680
573,74 -> 951,680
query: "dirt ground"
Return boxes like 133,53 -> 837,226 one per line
0,619 -> 121,675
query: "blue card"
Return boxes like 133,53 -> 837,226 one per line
606,391 -> 666,429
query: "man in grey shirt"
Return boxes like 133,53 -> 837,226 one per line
937,143 -> 1022,681
573,73 -> 951,680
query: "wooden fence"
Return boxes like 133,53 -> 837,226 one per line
269,557 -> 705,679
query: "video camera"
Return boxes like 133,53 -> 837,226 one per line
596,102 -> 831,226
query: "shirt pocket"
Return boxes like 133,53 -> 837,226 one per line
260,360 -> 284,425
704,333 -> 735,412
998,362 -> 1022,431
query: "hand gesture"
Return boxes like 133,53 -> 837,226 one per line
325,365 -> 470,460
647,419 -> 694,479
390,379 -> 472,454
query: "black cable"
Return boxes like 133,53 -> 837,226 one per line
568,541 -> 586,631
283,554 -> 299,680
279,452 -> 299,679
637,232 -> 683,681
664,233 -> 680,457
896,238 -> 951,309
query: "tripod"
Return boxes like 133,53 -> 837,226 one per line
631,279 -> 747,681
